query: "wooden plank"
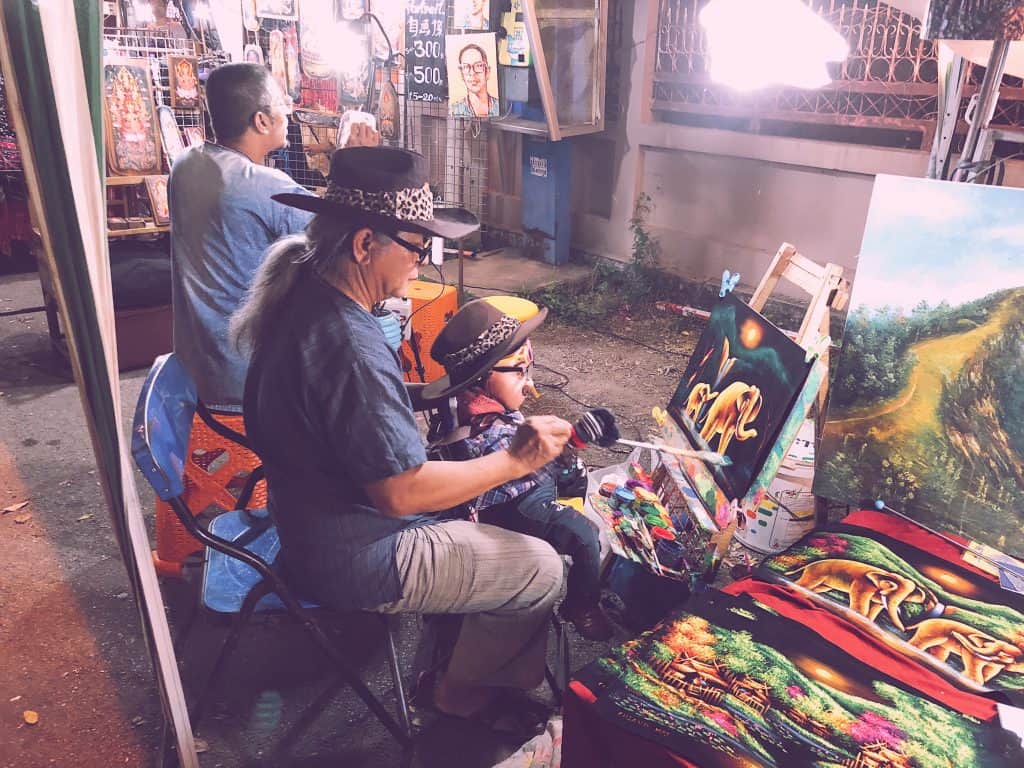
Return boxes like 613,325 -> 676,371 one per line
522,0 -> 561,141
108,225 -> 169,238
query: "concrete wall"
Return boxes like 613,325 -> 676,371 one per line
486,0 -> 1024,302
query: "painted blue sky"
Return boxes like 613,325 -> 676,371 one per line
851,175 -> 1024,313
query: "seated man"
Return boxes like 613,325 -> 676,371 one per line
169,62 -> 378,409
231,146 -> 571,727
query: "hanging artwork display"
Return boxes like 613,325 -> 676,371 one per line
268,28 -> 288,96
571,591 -> 1016,767
182,126 -> 204,147
406,0 -> 447,103
298,0 -> 332,78
156,106 -> 186,167
145,175 -> 170,226
925,0 -> 1024,40
167,56 -> 200,109
369,0 -> 405,62
283,24 -> 301,101
242,0 -> 259,31
337,19 -> 370,104
759,524 -> 1024,700
378,78 -> 399,140
814,176 -> 1024,554
666,293 -> 812,501
256,0 -> 297,21
446,32 -> 500,118
454,0 -> 489,30
337,0 -> 366,20
243,43 -> 264,65
103,59 -> 162,176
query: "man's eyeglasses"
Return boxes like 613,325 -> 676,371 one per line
388,233 -> 432,265
460,62 -> 488,76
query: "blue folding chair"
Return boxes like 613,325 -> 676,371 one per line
131,353 -> 413,760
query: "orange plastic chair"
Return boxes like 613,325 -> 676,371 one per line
152,406 -> 267,578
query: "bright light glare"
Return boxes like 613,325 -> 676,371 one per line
699,0 -> 848,91
194,2 -> 211,23
328,22 -> 368,76
135,2 -> 155,24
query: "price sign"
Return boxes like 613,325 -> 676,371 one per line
405,0 -> 448,103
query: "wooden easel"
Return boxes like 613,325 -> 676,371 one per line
748,243 -> 850,428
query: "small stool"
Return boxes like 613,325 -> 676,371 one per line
153,410 -> 266,578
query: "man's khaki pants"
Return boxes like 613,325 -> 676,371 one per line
374,520 -> 564,690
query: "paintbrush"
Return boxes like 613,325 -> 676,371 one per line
614,438 -> 732,467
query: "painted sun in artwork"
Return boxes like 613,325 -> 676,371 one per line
738,318 -> 763,349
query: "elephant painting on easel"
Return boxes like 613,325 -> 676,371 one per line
699,381 -> 763,454
668,293 -> 812,499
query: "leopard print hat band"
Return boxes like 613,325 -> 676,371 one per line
324,181 -> 434,223
442,315 -> 521,382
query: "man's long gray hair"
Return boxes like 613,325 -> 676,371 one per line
230,213 -> 360,354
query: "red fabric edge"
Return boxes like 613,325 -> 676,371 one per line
841,509 -> 995,581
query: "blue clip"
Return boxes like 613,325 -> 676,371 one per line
720,270 -> 740,298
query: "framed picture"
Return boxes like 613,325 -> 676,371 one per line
243,43 -> 264,65
666,293 -> 812,500
269,28 -> 288,96
156,106 -> 186,167
337,0 -> 366,20
446,32 -> 500,119
454,0 -> 489,30
814,175 -> 1024,552
337,20 -> 370,104
256,0 -> 297,21
167,56 -> 200,109
144,175 -> 170,226
103,58 -> 162,176
298,0 -> 332,78
242,0 -> 259,31
283,24 -> 301,101
182,126 -> 205,147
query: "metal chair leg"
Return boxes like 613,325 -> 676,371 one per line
300,616 -> 412,746
190,581 -> 267,726
382,615 -> 413,737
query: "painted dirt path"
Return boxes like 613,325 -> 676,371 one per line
827,292 -> 1018,449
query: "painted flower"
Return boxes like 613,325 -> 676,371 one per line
708,709 -> 738,736
849,711 -> 904,748
786,685 -> 805,699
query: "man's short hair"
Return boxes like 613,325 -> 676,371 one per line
458,43 -> 489,68
205,63 -> 275,143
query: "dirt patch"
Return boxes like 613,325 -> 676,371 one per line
521,311 -> 704,467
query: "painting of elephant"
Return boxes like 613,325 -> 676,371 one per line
786,558 -> 938,631
684,382 -> 717,423
700,382 -> 763,454
907,618 -> 1024,685
668,293 -> 813,499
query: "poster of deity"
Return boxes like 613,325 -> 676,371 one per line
167,56 -> 200,109
156,106 -> 186,167
243,44 -> 264,65
103,59 -> 162,176
145,175 -> 170,226
298,0 -> 333,78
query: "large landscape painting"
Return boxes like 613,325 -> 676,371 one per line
815,176 -> 1024,554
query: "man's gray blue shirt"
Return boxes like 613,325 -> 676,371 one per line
169,143 -> 313,407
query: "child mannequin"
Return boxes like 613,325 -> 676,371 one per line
426,298 -> 614,641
